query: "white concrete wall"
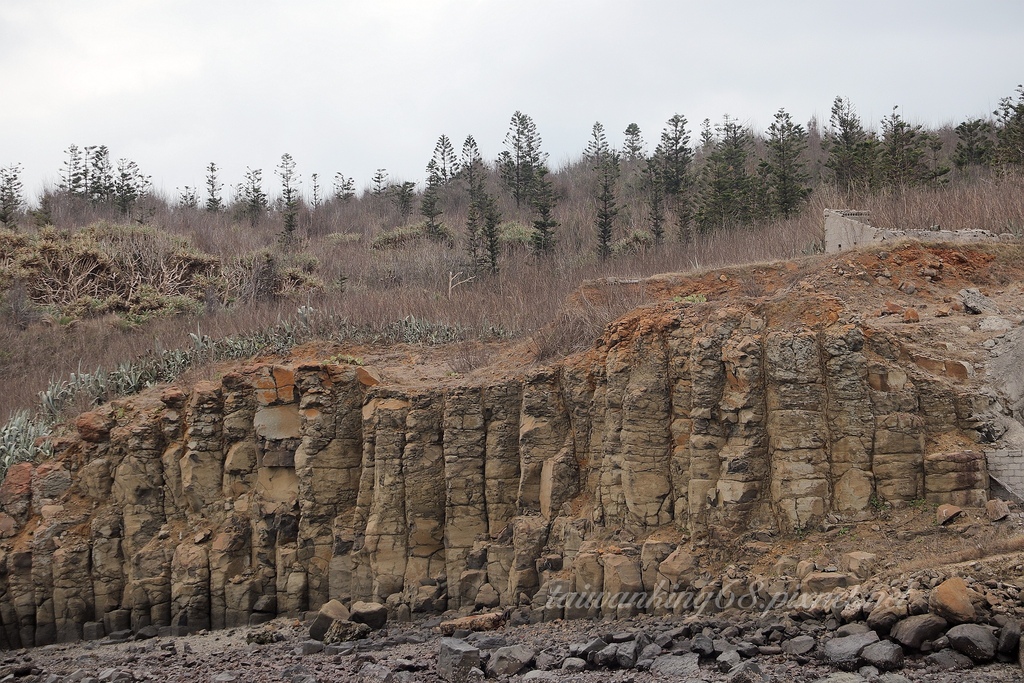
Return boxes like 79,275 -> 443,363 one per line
824,209 -> 1012,254
987,449 -> 1024,499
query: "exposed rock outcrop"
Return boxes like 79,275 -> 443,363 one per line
0,294 -> 994,647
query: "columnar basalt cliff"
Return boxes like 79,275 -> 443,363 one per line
0,291 -> 995,648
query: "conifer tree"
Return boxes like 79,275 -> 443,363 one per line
430,135 -> 460,185
994,85 -> 1024,167
480,192 -> 501,273
824,97 -> 875,192
0,164 -> 24,228
530,166 -> 557,254
497,111 -> 546,206
178,186 -> 200,209
113,158 -> 150,216
371,169 -> 389,197
241,167 -> 268,227
585,122 -> 612,165
879,107 -> 938,188
761,108 -> 811,218
310,173 -> 322,209
696,116 -> 753,232
421,162 -> 445,241
595,153 -> 620,260
276,153 -> 300,241
622,123 -> 646,162
652,114 -> 693,239
642,157 -> 666,243
461,136 -> 486,264
205,162 -> 224,212
333,173 -> 355,202
392,181 -> 416,220
85,145 -> 114,204
60,145 -> 86,196
952,119 -> 994,169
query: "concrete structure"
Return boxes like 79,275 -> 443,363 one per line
986,449 -> 1024,502
824,209 -> 1012,254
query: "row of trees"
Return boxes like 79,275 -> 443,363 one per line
2,87 -> 1023,266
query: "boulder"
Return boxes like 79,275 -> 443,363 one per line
322,620 -> 370,643
923,649 -> 974,670
439,612 -> 505,636
986,499 -> 1011,521
997,618 -> 1020,655
861,640 -> 904,671
649,653 -> 700,677
928,577 -> 975,624
947,623 -> 997,662
891,613 -> 947,649
782,634 -> 816,655
438,638 -> 481,683
349,601 -> 388,630
823,631 -> 879,670
486,644 -> 535,677
958,288 -> 999,315
840,552 -> 877,580
308,599 -> 350,641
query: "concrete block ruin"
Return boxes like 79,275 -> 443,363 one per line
824,209 -> 1014,254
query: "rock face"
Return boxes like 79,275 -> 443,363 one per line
0,298 -> 993,646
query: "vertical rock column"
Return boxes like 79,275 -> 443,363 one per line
766,330 -> 831,531
179,381 -> 225,516
822,326 -> 876,515
483,380 -> 523,538
620,336 -> 673,529
52,539 -> 93,643
711,319 -> 768,532
443,387 -> 488,609
362,392 -> 411,602
667,323 -> 695,528
402,391 -> 446,598
687,316 -> 734,527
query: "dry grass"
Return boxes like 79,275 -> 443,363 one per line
2,169 -> 1023,424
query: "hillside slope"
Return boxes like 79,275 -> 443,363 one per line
0,241 -> 1023,651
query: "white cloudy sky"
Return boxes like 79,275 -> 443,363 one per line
1,0 -> 1021,200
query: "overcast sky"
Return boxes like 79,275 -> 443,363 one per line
1,0 -> 1022,201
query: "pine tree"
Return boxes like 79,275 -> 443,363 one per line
952,119 -> 994,169
310,173 -> 322,209
113,158 -> 150,216
333,173 -> 355,202
622,123 -> 646,162
178,186 -> 200,209
60,145 -> 86,196
642,157 -> 666,243
461,136 -> 486,264
0,164 -> 24,228
480,192 -> 502,273
421,161 -> 445,241
276,153 -> 300,241
85,145 -> 114,204
585,122 -> 612,165
824,97 -> 877,192
652,114 -> 693,239
390,181 -> 416,220
530,166 -> 557,254
761,108 -> 811,218
595,153 -> 620,260
371,169 -> 389,197
241,167 -> 268,227
879,107 -> 933,188
429,135 -> 460,185
205,162 -> 224,212
994,85 -> 1024,167
497,111 -> 546,206
696,115 -> 753,232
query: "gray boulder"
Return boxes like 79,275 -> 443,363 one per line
824,631 -> 879,670
861,640 -> 904,671
890,613 -> 947,649
486,644 -> 535,677
438,638 -> 480,683
946,623 -> 998,662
